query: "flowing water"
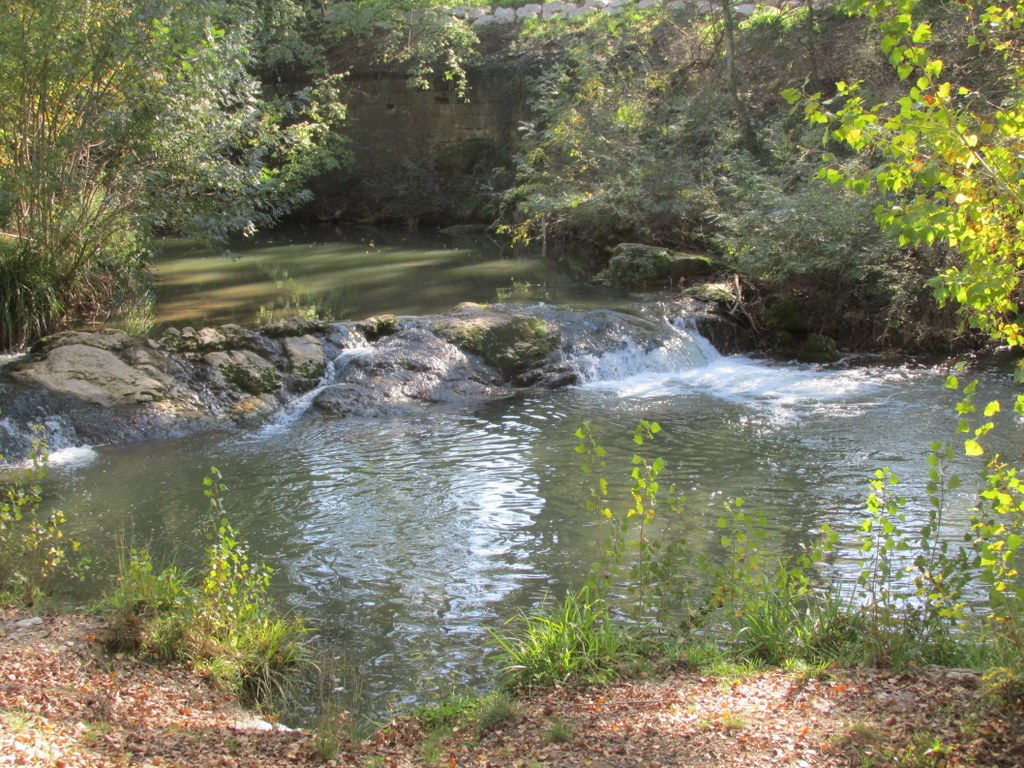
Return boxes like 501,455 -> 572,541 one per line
26,231 -> 1024,720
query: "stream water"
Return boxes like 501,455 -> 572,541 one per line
29,230 -> 1024,721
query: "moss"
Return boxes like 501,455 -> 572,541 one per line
684,282 -> 736,306
357,315 -> 401,342
438,315 -> 558,380
600,244 -> 718,289
796,333 -> 839,364
292,360 -> 326,380
222,362 -> 280,395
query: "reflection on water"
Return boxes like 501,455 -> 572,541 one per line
150,228 -> 611,330
43,341 -> 1024,720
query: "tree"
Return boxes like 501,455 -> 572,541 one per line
0,0 -> 346,351
785,0 -> 1024,350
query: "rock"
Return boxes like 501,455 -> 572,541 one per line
0,306 -> 747,447
196,327 -> 228,351
11,344 -> 169,406
517,3 -> 543,18
602,243 -> 718,288
356,314 -> 401,342
283,335 -> 327,380
203,350 -> 281,395
542,0 -> 574,17
428,303 -> 559,380
31,329 -> 131,354
683,281 -> 737,307
259,316 -> 331,338
315,328 -> 505,416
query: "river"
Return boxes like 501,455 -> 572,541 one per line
32,229 -> 1024,722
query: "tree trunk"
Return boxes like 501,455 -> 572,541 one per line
720,0 -> 759,153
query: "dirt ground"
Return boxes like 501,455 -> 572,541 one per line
2,610 -> 1022,767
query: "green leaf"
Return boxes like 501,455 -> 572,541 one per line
964,439 -> 984,457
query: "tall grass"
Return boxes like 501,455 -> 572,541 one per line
490,585 -> 641,689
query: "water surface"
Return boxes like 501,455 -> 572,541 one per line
43,318 -> 1024,720
150,228 -> 611,330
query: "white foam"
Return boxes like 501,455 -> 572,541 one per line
46,445 -> 98,469
575,318 -> 885,418
256,346 -> 371,436
573,322 -> 718,383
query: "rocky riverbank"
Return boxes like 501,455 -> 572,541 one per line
0,299 -> 747,460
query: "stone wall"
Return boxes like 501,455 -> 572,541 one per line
452,0 -> 804,27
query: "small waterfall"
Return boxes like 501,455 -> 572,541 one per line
571,317 -> 719,383
256,345 -> 371,436
569,311 -> 884,418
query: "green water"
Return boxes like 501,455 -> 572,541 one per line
150,228 -> 610,329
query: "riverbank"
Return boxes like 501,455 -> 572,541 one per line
3,610 -> 1021,767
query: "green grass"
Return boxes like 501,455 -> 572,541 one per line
490,585 -> 642,689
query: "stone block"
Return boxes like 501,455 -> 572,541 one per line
493,7 -> 517,21
542,1 -> 573,17
517,3 -> 542,18
735,3 -> 757,14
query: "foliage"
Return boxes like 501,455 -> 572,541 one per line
574,419 -> 687,622
324,0 -> 478,100
102,468 -> 309,708
490,584 -> 640,689
787,0 -> 1024,350
0,0 -> 347,351
499,6 -> 957,350
498,412 -> 1024,686
0,429 -> 78,606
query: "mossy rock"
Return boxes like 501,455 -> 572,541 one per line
435,313 -> 558,380
357,314 -> 401,342
796,333 -> 840,364
683,282 -> 736,306
601,243 -> 718,288
260,316 -> 331,339
204,350 -> 281,395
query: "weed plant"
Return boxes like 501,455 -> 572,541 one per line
100,468 -> 309,709
0,429 -> 78,606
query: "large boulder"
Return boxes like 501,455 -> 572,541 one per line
11,343 -> 169,407
314,328 -> 504,416
601,243 -> 719,288
426,303 -> 559,383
